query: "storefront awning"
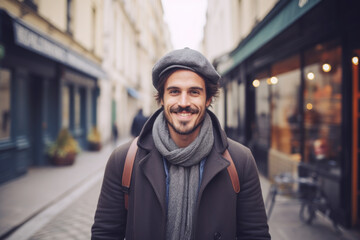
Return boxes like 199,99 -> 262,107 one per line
10,13 -> 106,79
216,0 -> 322,76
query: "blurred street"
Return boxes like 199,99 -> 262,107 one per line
0,139 -> 359,240
2,0 -> 360,235
0,137 -> 131,240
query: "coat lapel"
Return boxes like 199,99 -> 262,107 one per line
139,149 -> 167,215
197,148 -> 230,203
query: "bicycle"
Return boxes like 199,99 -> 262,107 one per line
298,172 -> 340,232
266,172 -> 313,219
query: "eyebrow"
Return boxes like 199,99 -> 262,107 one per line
166,86 -> 204,92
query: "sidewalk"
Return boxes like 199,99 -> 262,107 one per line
260,175 -> 360,240
0,137 -> 131,239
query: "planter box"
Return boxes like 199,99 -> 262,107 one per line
51,153 -> 76,166
88,142 -> 101,151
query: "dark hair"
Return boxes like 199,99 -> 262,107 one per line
154,68 -> 220,106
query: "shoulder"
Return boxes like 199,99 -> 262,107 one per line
105,139 -> 134,175
226,138 -> 258,181
227,138 -> 253,160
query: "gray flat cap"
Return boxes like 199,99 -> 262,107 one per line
152,48 -> 221,89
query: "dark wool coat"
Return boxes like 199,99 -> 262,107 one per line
92,109 -> 270,240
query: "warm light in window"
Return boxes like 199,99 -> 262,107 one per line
307,72 -> 315,80
322,63 -> 331,72
270,77 -> 278,85
252,79 -> 260,88
266,78 -> 272,85
306,103 -> 313,110
352,56 -> 359,66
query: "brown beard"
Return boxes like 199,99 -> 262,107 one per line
165,117 -> 204,135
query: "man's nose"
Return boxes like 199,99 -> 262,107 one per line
178,92 -> 190,107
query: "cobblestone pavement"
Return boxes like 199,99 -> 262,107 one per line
29,180 -> 101,240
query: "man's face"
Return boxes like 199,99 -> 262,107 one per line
161,69 -> 211,137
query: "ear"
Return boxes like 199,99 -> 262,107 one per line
161,98 -> 164,106
206,97 -> 212,108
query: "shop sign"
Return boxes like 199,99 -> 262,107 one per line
13,21 -> 105,78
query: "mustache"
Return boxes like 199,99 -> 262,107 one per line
170,106 -> 199,114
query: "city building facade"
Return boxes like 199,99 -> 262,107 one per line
0,0 -> 105,183
0,0 -> 171,184
209,0 -> 360,230
102,0 -> 171,138
203,0 -> 277,127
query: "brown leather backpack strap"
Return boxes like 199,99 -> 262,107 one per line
223,149 -> 240,193
122,137 -> 139,210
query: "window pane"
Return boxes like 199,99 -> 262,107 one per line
304,43 -> 342,169
226,81 -> 239,128
62,86 -> 70,128
0,68 -> 11,140
270,55 -> 302,161
253,72 -> 270,148
75,89 -> 80,128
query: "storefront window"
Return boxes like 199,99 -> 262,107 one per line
270,55 -> 302,161
62,85 -> 70,128
238,83 -> 246,136
75,88 -> 80,128
304,42 -> 342,168
226,81 -> 239,128
253,71 -> 270,148
0,68 -> 11,140
226,80 -> 240,139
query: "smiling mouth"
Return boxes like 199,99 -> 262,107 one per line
178,112 -> 191,117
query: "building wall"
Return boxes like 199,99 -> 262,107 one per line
102,0 -> 171,139
203,0 -> 278,126
1,0 -> 171,144
205,0 -> 360,227
0,0 -> 107,183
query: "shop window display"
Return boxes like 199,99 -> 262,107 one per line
226,81 -> 239,129
62,85 -> 70,128
253,71 -> 271,149
75,89 -> 80,129
0,68 -> 11,140
304,43 -> 342,171
270,55 -> 302,161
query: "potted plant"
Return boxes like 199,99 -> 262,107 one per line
48,128 -> 80,165
87,126 -> 102,151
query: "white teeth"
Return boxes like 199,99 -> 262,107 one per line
179,113 -> 191,116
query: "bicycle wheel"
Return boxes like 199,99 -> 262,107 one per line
299,201 -> 316,224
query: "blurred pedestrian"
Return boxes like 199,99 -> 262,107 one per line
92,48 -> 270,239
130,109 -> 148,137
112,123 -> 118,145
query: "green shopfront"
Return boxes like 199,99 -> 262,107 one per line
215,0 -> 360,229
0,10 -> 104,184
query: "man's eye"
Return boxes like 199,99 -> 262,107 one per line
190,90 -> 200,95
169,90 -> 179,94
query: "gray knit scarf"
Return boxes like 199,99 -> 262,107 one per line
152,111 -> 214,240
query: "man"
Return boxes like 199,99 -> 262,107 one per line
92,48 -> 270,240
131,109 -> 148,137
